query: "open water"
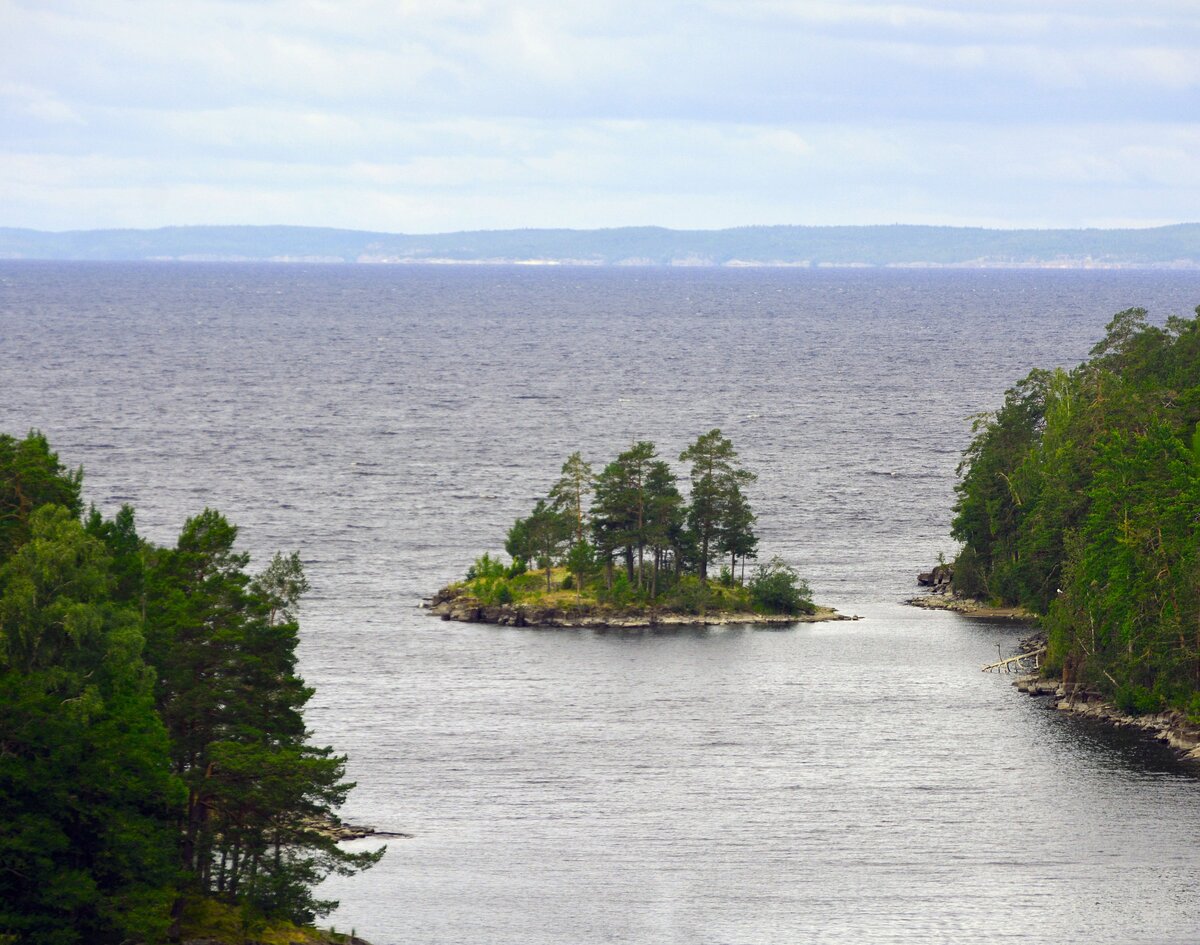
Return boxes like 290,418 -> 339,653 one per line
4,262 -> 1200,943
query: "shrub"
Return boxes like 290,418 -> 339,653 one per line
1114,683 -> 1164,716
466,552 -> 506,582
506,557 -> 527,578
717,565 -> 735,587
469,574 -> 515,605
666,574 -> 712,615
748,556 -> 814,615
600,571 -> 633,607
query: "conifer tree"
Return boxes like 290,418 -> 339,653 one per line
144,509 -> 380,927
680,430 -> 756,583
549,452 -> 594,546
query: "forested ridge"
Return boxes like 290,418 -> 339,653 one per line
0,432 -> 379,944
952,305 -> 1200,714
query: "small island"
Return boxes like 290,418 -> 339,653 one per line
431,430 -> 847,628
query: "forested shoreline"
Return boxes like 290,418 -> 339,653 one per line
0,433 -> 379,944
951,306 -> 1200,715
439,430 -> 823,622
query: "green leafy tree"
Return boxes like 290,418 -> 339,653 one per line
565,540 -> 596,600
748,556 -> 814,615
521,500 -> 573,592
0,431 -> 82,562
0,505 -> 180,945
954,305 -> 1200,712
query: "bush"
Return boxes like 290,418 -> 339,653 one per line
665,574 -> 712,615
717,565 -> 735,588
466,552 -> 506,582
469,574 -> 515,605
561,574 -> 574,590
600,571 -> 633,607
1114,683 -> 1164,716
748,557 -> 814,615
506,557 -> 527,578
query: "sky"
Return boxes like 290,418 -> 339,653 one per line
2,0 -> 1199,233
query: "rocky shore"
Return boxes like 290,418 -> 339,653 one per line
427,584 -> 853,628
906,592 -> 1035,620
1014,672 -> 1200,761
906,562 -> 1036,620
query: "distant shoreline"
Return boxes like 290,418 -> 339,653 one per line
4,222 -> 1199,268
5,256 -> 1197,271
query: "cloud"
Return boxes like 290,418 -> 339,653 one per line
2,0 -> 1199,229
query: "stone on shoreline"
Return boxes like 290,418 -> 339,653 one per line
906,593 -> 1035,620
1013,673 -> 1200,760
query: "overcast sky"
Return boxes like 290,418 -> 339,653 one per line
3,1 -> 1199,232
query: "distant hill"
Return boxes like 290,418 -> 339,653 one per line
1,223 -> 1198,268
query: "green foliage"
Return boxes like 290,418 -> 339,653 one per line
748,557 -> 814,615
549,452 -> 594,546
680,429 -> 756,583
952,305 -> 1200,709
0,431 -> 83,562
600,570 -> 634,607
488,435 -> 813,616
0,505 -> 180,945
0,433 -> 379,940
506,557 -> 527,578
664,574 -> 712,614
466,552 -> 506,582
143,508 -> 380,923
1114,684 -> 1165,717
564,540 -> 596,593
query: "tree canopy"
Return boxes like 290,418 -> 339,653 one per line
0,431 -> 379,944
951,305 -> 1200,714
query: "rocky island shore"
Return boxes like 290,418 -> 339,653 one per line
428,583 -> 852,628
905,562 -> 1036,620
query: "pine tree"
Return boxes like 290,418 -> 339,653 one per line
549,452 -> 594,546
143,510 -> 380,927
679,430 -> 756,584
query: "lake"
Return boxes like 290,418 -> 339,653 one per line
4,262 -> 1200,943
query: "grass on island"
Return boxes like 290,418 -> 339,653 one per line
450,554 -> 816,618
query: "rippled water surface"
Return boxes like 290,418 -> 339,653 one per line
5,263 -> 1200,944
